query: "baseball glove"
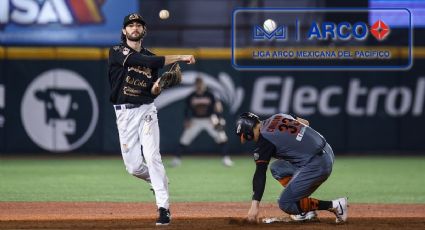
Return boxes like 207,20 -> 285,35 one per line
211,114 -> 226,131
158,62 -> 182,90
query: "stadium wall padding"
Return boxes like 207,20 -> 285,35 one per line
0,55 -> 424,154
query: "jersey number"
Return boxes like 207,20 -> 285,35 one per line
278,118 -> 301,135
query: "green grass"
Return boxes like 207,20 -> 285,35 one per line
0,156 -> 424,203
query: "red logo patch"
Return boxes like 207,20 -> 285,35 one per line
370,19 -> 390,41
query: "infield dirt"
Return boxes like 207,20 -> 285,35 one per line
1,202 -> 424,229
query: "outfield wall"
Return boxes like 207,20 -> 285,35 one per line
0,47 -> 424,154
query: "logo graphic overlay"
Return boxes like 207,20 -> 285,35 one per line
21,69 -> 99,152
0,0 -> 105,25
232,8 -> 412,70
254,19 -> 286,40
370,19 -> 390,41
0,0 -> 139,45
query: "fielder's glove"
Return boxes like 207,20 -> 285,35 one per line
211,114 -> 226,131
158,62 -> 182,90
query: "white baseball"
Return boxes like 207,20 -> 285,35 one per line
159,9 -> 169,20
263,19 -> 277,33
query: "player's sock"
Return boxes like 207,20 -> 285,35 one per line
278,176 -> 292,187
298,198 -> 332,212
219,142 -> 228,156
175,144 -> 187,158
318,200 -> 333,210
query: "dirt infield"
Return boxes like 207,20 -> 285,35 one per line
1,202 -> 424,229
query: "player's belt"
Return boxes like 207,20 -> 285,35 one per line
114,104 -> 141,110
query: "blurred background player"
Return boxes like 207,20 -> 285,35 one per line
171,77 -> 233,167
235,112 -> 348,223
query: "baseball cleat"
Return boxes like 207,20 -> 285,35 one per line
170,157 -> 182,167
289,211 -> 318,222
156,207 -> 171,225
222,156 -> 234,167
331,197 -> 348,223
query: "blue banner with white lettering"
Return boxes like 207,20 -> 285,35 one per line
232,8 -> 412,70
0,0 -> 138,45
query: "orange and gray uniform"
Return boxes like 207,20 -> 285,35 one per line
251,113 -> 335,214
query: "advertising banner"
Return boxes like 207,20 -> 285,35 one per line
0,56 -> 424,154
0,0 -> 138,45
232,8 -> 412,70
1,60 -> 105,153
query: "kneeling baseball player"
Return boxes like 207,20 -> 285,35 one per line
235,112 -> 348,223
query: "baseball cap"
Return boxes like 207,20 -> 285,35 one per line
123,13 -> 146,27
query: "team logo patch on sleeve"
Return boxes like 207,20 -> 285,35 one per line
123,47 -> 130,55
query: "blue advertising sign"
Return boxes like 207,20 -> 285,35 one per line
232,8 -> 413,71
369,0 -> 425,28
0,0 -> 139,46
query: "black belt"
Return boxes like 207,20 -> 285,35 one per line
114,104 -> 142,110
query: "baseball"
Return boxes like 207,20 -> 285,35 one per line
159,9 -> 169,20
263,19 -> 277,33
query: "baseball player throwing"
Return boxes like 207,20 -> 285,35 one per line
235,112 -> 348,223
107,13 -> 195,225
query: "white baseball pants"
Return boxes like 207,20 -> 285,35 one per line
114,103 -> 169,209
180,118 -> 228,145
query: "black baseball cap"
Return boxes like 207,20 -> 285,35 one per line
123,13 -> 146,27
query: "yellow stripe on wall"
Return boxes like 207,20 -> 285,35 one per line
198,48 -> 231,59
413,47 -> 425,58
56,47 -> 104,59
1,46 -> 424,60
235,46 -> 409,58
0,47 -> 5,59
151,48 -> 231,59
6,47 -> 56,59
5,47 -> 104,60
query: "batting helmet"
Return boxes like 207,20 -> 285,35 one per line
235,112 -> 260,142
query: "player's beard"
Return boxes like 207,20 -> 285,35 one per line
126,32 -> 143,41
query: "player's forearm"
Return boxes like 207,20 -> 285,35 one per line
214,101 -> 223,114
252,163 -> 267,201
163,55 -> 192,65
163,55 -> 179,65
